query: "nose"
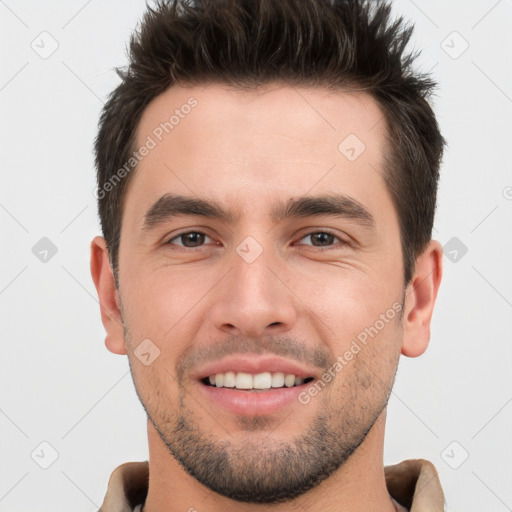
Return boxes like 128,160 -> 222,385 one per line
209,244 -> 298,338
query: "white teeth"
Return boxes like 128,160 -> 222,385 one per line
235,372 -> 253,389
271,372 -> 285,388
206,371 -> 309,390
284,374 -> 296,387
253,372 -> 272,389
223,371 -> 236,388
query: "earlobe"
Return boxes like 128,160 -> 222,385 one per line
401,240 -> 443,358
90,236 -> 127,355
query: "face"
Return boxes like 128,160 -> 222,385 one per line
113,83 -> 408,502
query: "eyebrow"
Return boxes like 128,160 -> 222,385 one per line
142,193 -> 375,231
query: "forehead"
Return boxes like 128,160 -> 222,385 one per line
127,83 -> 390,224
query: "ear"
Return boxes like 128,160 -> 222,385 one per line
90,236 -> 127,355
401,240 -> 443,358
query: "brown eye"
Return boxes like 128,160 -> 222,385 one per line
298,232 -> 342,248
167,231 -> 211,248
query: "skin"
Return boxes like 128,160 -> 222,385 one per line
91,83 -> 442,512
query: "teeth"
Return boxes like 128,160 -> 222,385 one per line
253,372 -> 272,389
271,372 -> 285,387
206,371 -> 308,390
223,371 -> 236,387
235,372 -> 253,389
284,374 -> 296,388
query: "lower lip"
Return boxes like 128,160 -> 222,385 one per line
197,382 -> 311,416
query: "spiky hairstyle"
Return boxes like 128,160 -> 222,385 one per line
95,0 -> 444,285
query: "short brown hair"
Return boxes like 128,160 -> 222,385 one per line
94,0 -> 445,286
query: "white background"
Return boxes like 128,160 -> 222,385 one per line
0,1 -> 511,511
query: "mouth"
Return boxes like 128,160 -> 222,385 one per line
193,355 -> 321,416
201,371 -> 315,392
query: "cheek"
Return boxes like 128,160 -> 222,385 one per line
129,356 -> 183,424
288,262 -> 401,344
300,272 -> 403,393
321,315 -> 402,411
122,266 -> 204,336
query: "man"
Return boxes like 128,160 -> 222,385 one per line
91,0 -> 445,510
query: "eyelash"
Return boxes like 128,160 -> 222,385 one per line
164,230 -> 347,250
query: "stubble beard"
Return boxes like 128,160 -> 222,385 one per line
121,293 -> 403,504
127,349 -> 398,504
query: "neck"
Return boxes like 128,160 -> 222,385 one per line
143,410 -> 396,512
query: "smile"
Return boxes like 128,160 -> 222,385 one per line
203,371 -> 314,391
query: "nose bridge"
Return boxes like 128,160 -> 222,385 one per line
234,243 -> 277,305
210,236 -> 297,337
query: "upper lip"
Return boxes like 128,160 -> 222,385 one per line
193,355 -> 319,381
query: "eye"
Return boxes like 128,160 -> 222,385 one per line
165,231 -> 214,248
297,231 -> 345,248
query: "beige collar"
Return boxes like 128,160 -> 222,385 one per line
385,459 -> 445,511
